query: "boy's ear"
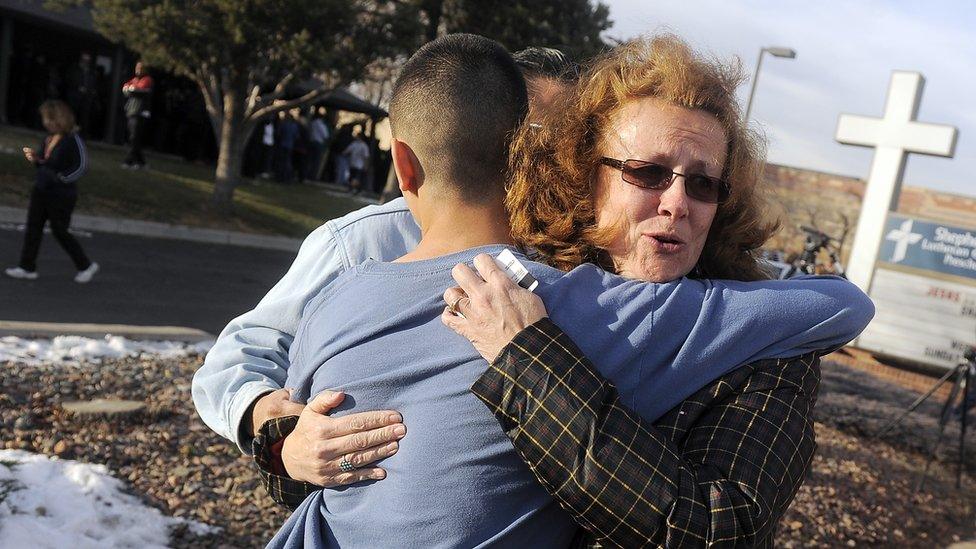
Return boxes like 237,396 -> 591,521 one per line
392,138 -> 423,194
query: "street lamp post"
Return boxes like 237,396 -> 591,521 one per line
744,46 -> 796,121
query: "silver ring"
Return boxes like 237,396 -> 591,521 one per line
339,457 -> 356,473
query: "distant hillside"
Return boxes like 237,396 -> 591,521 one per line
763,163 -> 976,262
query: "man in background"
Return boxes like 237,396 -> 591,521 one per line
275,111 -> 301,183
66,52 -> 98,138
121,61 -> 153,169
342,128 -> 369,195
303,108 -> 331,183
512,46 -> 578,117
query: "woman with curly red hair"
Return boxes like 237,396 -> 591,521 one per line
443,35 -> 827,547
506,34 -> 776,281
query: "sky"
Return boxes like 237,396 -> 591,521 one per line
601,0 -> 976,198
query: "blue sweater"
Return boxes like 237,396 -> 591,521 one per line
268,245 -> 873,548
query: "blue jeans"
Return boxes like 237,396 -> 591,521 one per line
334,155 -> 349,188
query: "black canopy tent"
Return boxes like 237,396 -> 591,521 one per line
288,76 -> 387,119
317,87 -> 387,119
286,77 -> 388,191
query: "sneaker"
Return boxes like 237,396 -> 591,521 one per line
5,267 -> 38,280
74,262 -> 99,284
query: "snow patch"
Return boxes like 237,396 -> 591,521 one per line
0,335 -> 213,366
0,450 -> 216,548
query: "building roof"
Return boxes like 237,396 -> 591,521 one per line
0,0 -> 101,38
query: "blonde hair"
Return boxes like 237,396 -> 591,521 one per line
506,34 -> 778,280
39,100 -> 78,135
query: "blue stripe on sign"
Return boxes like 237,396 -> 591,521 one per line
878,214 -> 976,280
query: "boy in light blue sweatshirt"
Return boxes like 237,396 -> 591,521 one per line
266,34 -> 873,548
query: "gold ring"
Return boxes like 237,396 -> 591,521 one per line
449,295 -> 465,315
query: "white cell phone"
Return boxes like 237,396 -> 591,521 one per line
493,249 -> 539,292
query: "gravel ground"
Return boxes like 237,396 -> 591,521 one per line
0,356 -> 288,548
778,362 -> 976,547
1,356 -> 973,547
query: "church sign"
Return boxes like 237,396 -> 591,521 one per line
856,214 -> 976,368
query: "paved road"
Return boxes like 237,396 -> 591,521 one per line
0,224 -> 298,334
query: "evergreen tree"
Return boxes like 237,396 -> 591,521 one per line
444,0 -> 611,60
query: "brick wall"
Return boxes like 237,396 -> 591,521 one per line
762,164 -> 976,262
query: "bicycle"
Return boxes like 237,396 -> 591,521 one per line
782,225 -> 847,279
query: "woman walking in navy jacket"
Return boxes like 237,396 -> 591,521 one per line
5,100 -> 99,283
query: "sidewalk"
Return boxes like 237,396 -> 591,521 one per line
0,320 -> 212,342
0,205 -> 302,252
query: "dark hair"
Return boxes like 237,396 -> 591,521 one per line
389,33 -> 528,204
513,47 -> 579,82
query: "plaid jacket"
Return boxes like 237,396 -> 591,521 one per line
255,318 -> 820,547
472,319 -> 821,548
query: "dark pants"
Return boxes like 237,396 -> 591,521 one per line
261,144 -> 275,175
125,116 -> 147,166
349,167 -> 365,193
304,142 -> 326,181
275,146 -> 295,183
19,188 -> 91,273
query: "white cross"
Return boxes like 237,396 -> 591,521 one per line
885,219 -> 923,264
836,71 -> 957,292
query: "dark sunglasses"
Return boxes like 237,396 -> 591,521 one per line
600,157 -> 731,204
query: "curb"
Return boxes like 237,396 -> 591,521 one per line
0,185 -> 383,251
0,206 -> 303,252
0,320 -> 213,342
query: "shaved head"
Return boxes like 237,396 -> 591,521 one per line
389,34 -> 528,204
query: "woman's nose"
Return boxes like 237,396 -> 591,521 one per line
657,176 -> 690,219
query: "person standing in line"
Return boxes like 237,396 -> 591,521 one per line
303,110 -> 331,183
275,111 -> 301,183
65,52 -> 98,138
6,100 -> 99,283
330,124 -> 354,188
292,110 -> 310,183
25,53 -> 49,128
121,61 -> 153,169
259,118 -> 276,179
342,129 -> 370,195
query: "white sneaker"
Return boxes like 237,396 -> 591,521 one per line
5,267 -> 38,280
74,262 -> 99,283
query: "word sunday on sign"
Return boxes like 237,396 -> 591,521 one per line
857,213 -> 976,369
